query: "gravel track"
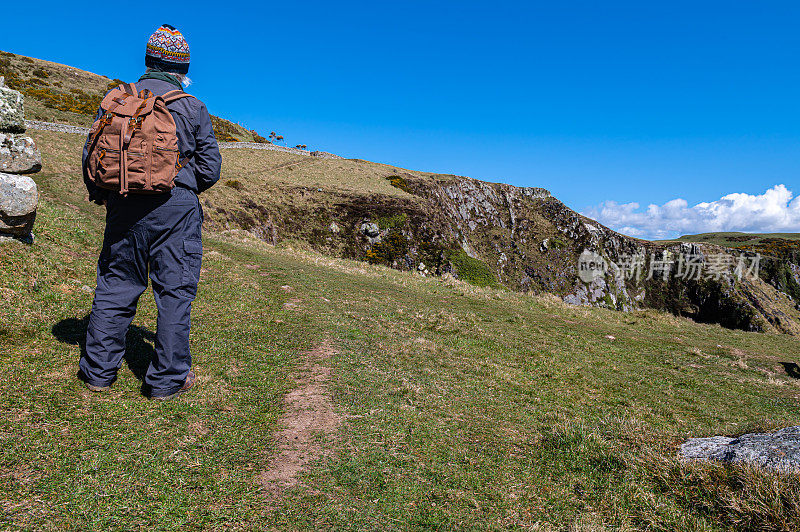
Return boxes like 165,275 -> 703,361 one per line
25,120 -> 343,159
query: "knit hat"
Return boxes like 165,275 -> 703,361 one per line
145,24 -> 190,74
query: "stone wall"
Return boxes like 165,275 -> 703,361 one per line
23,120 -> 344,160
0,76 -> 40,242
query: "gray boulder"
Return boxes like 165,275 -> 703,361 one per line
360,222 -> 381,244
0,172 -> 38,237
0,133 -> 41,174
0,83 -> 26,134
361,222 -> 380,238
680,426 -> 800,474
311,150 -> 343,160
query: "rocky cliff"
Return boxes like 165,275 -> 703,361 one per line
201,167 -> 800,336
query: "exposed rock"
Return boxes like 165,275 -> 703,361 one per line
679,242 -> 705,260
311,151 -> 344,160
0,133 -> 41,174
0,172 -> 38,238
0,83 -> 26,134
565,276 -> 610,306
206,152 -> 800,334
360,222 -> 379,237
439,178 -> 505,229
680,426 -> 800,474
359,222 -> 381,243
576,249 -> 606,283
0,83 -> 40,241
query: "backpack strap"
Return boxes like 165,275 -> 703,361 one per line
141,90 -> 197,172
109,85 -> 133,113
162,90 -> 197,171
176,153 -> 194,171
162,89 -> 195,105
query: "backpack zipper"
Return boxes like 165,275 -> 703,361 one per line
99,148 -> 144,156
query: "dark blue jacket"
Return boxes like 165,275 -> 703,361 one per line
82,76 -> 222,203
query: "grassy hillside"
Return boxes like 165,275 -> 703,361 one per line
3,129 -> 800,529
0,50 -> 265,143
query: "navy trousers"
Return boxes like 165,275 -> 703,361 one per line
79,187 -> 203,396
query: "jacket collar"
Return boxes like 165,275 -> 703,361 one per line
138,71 -> 183,90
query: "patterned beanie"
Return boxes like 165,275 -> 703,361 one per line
145,24 -> 190,74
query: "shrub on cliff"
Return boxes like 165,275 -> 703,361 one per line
447,249 -> 498,288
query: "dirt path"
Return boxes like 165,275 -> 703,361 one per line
258,340 -> 340,494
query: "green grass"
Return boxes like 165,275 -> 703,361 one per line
377,213 -> 409,230
446,249 -> 499,288
4,127 -> 800,530
661,232 -> 800,247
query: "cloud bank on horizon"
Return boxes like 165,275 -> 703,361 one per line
583,185 -> 800,240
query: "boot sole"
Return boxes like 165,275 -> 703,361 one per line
150,374 -> 196,401
150,389 -> 187,401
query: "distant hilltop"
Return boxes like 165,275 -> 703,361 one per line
665,232 -> 800,246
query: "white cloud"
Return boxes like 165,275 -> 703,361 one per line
582,184 -> 800,240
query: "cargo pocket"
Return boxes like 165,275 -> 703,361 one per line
180,239 -> 203,298
98,233 -> 138,279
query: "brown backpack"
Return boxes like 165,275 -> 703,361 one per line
86,82 -> 193,196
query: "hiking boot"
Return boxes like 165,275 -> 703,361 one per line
150,370 -> 196,401
84,382 -> 111,392
78,369 -> 112,392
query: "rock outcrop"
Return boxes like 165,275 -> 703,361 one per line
402,175 -> 800,334
0,77 -> 39,241
680,427 -> 800,474
211,169 -> 800,335
0,133 -> 41,174
0,173 -> 38,237
0,78 -> 25,133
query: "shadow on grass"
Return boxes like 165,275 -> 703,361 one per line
781,362 -> 800,379
51,316 -> 155,382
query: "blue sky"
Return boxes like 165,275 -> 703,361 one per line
2,1 -> 799,238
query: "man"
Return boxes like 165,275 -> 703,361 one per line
78,24 -> 222,400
